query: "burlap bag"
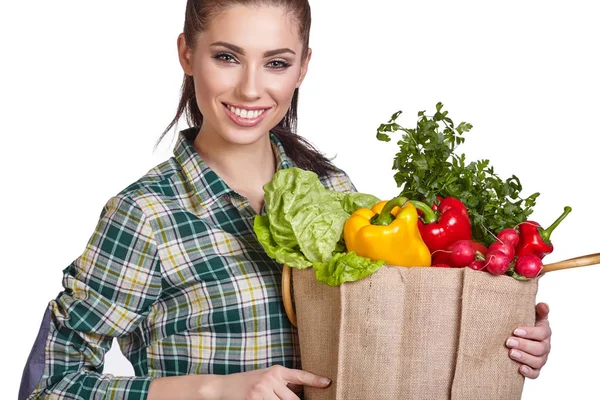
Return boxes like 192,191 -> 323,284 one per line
292,266 -> 539,400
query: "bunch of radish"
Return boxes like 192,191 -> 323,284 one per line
431,228 -> 544,279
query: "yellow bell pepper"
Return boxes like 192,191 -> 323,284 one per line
344,196 -> 431,267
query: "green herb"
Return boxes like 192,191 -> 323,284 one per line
377,102 -> 539,246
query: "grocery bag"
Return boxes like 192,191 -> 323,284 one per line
290,266 -> 539,400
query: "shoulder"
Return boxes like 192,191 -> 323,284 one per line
99,157 -> 185,221
319,167 -> 357,193
118,157 -> 182,198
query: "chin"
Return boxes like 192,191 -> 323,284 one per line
220,127 -> 271,146
218,115 -> 283,146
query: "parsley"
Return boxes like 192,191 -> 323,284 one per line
377,102 -> 539,246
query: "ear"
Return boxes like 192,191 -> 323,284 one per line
177,33 -> 194,76
295,47 -> 312,88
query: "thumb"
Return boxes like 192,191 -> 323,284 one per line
535,302 -> 550,324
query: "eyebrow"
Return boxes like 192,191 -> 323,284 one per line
210,41 -> 296,57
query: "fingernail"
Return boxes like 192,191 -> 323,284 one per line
514,328 -> 526,336
521,366 -> 530,375
510,349 -> 522,359
320,378 -> 331,386
506,338 -> 519,347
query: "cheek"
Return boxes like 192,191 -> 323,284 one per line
193,62 -> 236,109
266,70 -> 300,106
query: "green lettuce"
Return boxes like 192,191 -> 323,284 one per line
331,190 -> 383,215
253,215 -> 312,269
313,252 -> 385,286
254,167 -> 384,286
262,168 -> 379,264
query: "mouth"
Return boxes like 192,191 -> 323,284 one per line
222,102 -> 272,127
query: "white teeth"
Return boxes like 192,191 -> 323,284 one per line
226,104 -> 265,119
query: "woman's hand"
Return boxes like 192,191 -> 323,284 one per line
217,365 -> 331,400
505,302 -> 552,379
148,365 -> 331,400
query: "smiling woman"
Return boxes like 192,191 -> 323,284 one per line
15,1 -> 565,399
18,1 -> 351,400
163,2 -> 340,214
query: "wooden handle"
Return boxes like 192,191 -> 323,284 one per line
542,253 -> 600,273
281,264 -> 297,327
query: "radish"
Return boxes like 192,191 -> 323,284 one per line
488,241 -> 515,260
432,263 -> 452,268
472,241 -> 488,258
431,249 -> 452,266
448,240 -> 477,267
497,228 -> 520,248
514,255 -> 543,278
468,260 -> 486,271
484,250 -> 512,275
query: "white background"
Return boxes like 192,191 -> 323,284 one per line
1,1 -> 599,398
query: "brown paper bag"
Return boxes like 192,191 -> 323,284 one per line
292,266 -> 538,400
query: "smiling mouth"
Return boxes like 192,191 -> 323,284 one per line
222,103 -> 270,119
221,102 -> 271,127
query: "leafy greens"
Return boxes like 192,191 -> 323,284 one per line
377,102 -> 539,245
253,167 -> 383,285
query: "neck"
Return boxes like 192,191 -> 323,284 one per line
193,128 -> 277,196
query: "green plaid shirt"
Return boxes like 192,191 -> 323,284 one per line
25,128 -> 355,400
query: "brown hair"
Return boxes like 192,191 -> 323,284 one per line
158,0 -> 337,176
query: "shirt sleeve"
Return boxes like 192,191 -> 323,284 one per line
23,193 -> 163,400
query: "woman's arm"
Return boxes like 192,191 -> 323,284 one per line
147,375 -> 220,400
22,194 -> 162,399
148,366 -> 331,400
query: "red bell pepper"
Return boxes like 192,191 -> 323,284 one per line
411,197 -> 473,254
515,206 -> 572,259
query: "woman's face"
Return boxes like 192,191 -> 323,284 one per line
178,5 -> 311,146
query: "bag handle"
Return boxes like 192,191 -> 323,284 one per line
281,254 -> 600,327
541,253 -> 600,273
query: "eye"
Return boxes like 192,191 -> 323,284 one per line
213,52 -> 237,64
267,59 -> 291,70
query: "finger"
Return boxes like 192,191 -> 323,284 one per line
535,302 -> 550,322
512,322 -> 551,341
513,304 -> 551,340
287,383 -> 303,393
262,391 -> 283,400
508,347 -> 548,370
273,383 -> 301,400
249,384 -> 280,400
281,368 -> 331,388
506,336 -> 550,357
518,364 -> 541,379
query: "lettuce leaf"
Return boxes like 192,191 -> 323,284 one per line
262,168 -> 378,264
254,167 -> 383,286
330,190 -> 382,214
313,252 -> 385,286
253,215 -> 312,269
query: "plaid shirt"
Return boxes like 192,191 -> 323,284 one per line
24,128 -> 356,400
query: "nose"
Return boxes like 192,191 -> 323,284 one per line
235,64 -> 262,101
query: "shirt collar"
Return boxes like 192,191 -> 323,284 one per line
271,132 -> 293,171
173,127 -> 293,207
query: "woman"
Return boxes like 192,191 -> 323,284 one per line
19,1 -> 552,399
